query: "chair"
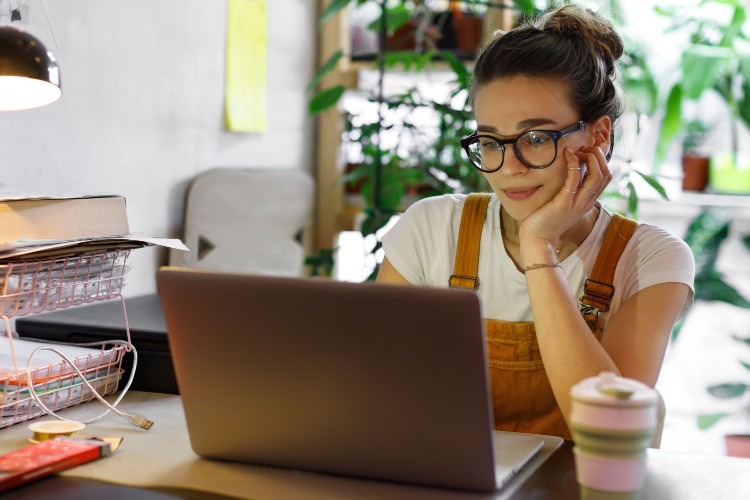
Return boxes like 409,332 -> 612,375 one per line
169,168 -> 314,276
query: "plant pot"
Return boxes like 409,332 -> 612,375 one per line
682,154 -> 710,191
384,20 -> 418,51
725,434 -> 750,457
710,153 -> 750,194
453,14 -> 482,54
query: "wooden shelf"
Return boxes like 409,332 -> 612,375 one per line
312,1 -> 513,251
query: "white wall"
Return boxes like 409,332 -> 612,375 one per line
0,0 -> 317,296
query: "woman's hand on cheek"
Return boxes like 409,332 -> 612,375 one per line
518,146 -> 610,252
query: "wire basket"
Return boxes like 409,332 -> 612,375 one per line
0,250 -> 132,429
0,342 -> 125,429
0,250 -> 130,318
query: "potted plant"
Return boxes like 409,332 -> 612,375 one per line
699,333 -> 750,458
449,0 -> 485,56
680,118 -> 710,192
679,208 -> 750,456
653,0 -> 750,193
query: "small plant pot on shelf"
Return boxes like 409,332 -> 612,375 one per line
710,153 -> 750,194
682,154 -> 710,191
453,14 -> 482,54
725,434 -> 750,458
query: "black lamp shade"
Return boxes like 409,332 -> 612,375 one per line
0,26 -> 61,111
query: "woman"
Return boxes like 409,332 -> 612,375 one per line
376,5 -> 694,440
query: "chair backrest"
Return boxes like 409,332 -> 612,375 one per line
169,168 -> 314,276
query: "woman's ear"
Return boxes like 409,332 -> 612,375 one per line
590,116 -> 612,151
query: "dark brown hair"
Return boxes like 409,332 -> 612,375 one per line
471,5 -> 624,150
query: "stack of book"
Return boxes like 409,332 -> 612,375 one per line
0,194 -> 186,261
0,193 -> 187,316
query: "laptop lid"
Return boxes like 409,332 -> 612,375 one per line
157,267 -> 531,492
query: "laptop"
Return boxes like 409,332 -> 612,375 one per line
156,267 -> 562,493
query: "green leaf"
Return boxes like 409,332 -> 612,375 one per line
626,181 -> 638,217
695,274 -> 750,307
684,209 -> 731,275
707,382 -> 749,399
697,413 -> 728,430
738,73 -> 750,131
338,163 -> 373,185
382,51 -> 429,71
306,49 -> 343,94
366,4 -> 411,35
654,84 -> 682,166
633,170 -> 669,200
719,2 -> 746,48
681,45 -> 732,100
741,360 -> 750,372
319,0 -> 352,25
308,85 -> 346,114
304,247 -> 336,277
510,0 -> 539,18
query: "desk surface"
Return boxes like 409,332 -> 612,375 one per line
1,392 -> 749,499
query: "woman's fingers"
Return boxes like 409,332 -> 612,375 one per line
563,148 -> 585,197
574,146 -> 610,198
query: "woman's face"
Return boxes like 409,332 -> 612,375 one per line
472,76 -> 593,222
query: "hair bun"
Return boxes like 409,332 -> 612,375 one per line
553,17 -> 583,38
538,5 -> 623,76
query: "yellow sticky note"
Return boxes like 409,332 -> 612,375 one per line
225,0 -> 267,133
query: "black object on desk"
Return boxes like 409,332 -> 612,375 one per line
14,294 -> 177,395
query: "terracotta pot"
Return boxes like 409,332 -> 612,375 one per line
384,20 -> 418,51
453,15 -> 482,54
725,434 -> 750,458
682,154 -> 710,191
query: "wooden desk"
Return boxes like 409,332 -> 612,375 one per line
1,392 -> 749,499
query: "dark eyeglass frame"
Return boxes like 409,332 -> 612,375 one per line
460,121 -> 587,172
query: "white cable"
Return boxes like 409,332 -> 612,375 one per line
24,339 -> 152,429
23,295 -> 153,430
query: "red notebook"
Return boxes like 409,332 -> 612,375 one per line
0,437 -> 112,492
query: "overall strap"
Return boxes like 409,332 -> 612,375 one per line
579,213 -> 638,314
449,193 -> 491,290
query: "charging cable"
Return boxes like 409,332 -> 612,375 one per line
23,296 -> 154,430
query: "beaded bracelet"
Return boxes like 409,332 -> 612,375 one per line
523,262 -> 561,273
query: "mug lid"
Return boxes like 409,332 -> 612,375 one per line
571,371 -> 657,407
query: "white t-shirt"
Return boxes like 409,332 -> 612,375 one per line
381,193 -> 695,329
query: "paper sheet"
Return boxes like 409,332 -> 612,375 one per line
224,0 -> 267,133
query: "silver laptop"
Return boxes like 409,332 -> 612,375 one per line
156,267 -> 562,493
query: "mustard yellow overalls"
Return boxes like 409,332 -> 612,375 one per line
448,193 -> 637,440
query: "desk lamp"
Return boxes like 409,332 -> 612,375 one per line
0,25 -> 60,111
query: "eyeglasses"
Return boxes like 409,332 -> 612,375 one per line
460,121 -> 587,172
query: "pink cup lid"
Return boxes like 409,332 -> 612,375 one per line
571,371 -> 657,407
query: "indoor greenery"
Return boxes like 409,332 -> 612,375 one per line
653,0 -> 750,167
692,210 -> 750,432
307,0 -> 494,279
677,208 -> 750,432
305,0 -> 669,279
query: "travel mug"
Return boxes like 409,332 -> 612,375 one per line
570,372 -> 658,500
